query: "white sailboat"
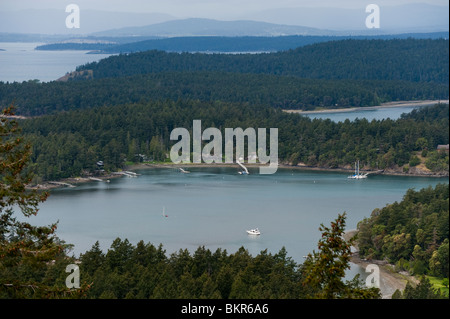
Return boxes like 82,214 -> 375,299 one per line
162,206 -> 168,217
348,160 -> 368,179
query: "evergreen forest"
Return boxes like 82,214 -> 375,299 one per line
357,184 -> 449,279
17,101 -> 449,182
0,36 -> 449,301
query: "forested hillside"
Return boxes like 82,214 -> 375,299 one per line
76,38 -> 449,83
2,72 -> 447,116
1,34 -> 448,301
1,38 -> 448,182
1,38 -> 447,117
19,101 -> 448,182
1,111 -> 444,299
356,184 -> 449,279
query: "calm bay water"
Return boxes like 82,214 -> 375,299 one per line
3,42 -> 447,292
0,42 -> 113,83
302,105 -> 432,122
1,44 -> 441,258
27,167 -> 446,262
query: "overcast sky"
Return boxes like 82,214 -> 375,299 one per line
2,0 -> 449,16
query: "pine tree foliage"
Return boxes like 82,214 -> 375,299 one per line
0,105 -> 87,298
302,213 -> 381,299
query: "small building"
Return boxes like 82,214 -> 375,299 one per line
437,144 -> 449,152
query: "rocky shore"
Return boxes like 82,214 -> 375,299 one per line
28,173 -> 122,190
129,162 -> 448,177
344,230 -> 419,299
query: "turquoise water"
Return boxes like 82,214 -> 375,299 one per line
27,167 -> 447,262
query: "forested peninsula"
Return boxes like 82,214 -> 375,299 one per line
2,72 -> 446,116
0,34 -> 448,301
18,101 -> 449,183
75,38 -> 448,83
0,38 -> 448,183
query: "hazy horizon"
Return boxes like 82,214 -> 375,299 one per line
0,1 -> 448,35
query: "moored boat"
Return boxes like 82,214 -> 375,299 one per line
246,228 -> 260,235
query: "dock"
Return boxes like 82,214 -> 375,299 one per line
48,181 -> 75,188
365,170 -> 384,176
112,171 -> 140,178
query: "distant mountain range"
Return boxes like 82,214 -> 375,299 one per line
0,3 -> 447,36
2,3 -> 449,55
91,18 -> 337,37
0,9 -> 175,35
91,4 -> 448,37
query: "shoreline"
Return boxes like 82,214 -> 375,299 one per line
344,230 -> 419,299
28,173 -> 123,190
349,253 -> 419,299
127,162 -> 448,178
29,162 -> 448,190
283,99 -> 449,114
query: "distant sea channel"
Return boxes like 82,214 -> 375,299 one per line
0,42 -> 114,83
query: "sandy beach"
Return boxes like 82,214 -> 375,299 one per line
349,253 -> 419,299
344,230 -> 419,299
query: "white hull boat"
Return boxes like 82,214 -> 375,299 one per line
246,228 -> 260,235
348,160 -> 368,179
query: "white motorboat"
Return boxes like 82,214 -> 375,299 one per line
246,228 -> 260,235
